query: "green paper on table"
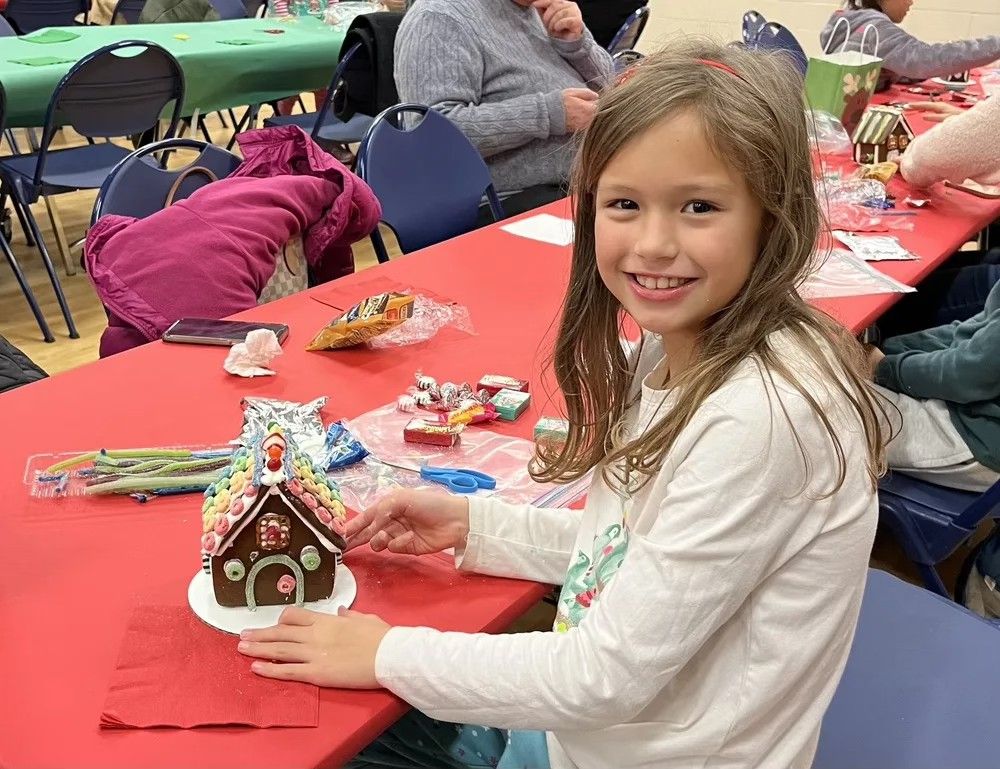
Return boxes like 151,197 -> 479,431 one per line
217,38 -> 271,46
22,29 -> 80,43
8,56 -> 77,67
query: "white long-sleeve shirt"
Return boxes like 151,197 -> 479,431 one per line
375,332 -> 877,769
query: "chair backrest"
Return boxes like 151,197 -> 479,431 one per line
111,0 -> 147,23
34,41 -> 185,190
356,104 -> 503,255
753,21 -> 808,75
4,0 -> 88,33
208,0 -> 245,19
741,10 -> 766,45
815,569 -> 1000,769
92,138 -> 241,223
612,49 -> 644,74
0,13 -> 17,35
309,42 -> 362,138
607,5 -> 650,56
954,478 -> 1000,531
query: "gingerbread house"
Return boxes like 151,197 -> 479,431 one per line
852,106 -> 915,165
199,424 -> 347,610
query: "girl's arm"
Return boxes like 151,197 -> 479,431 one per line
901,96 -> 1000,188
375,396 -> 863,730
456,498 -> 582,585
873,20 -> 1000,81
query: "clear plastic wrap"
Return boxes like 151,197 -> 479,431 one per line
369,294 -> 475,349
817,177 -> 915,233
334,402 -> 573,509
806,110 -> 853,156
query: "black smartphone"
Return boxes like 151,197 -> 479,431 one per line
162,318 -> 290,347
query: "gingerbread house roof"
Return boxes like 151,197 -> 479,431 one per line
200,424 -> 347,557
851,106 -> 914,146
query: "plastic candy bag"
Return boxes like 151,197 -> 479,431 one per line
369,294 -> 475,349
306,292 -> 415,351
806,110 -> 853,157
335,402 -> 559,508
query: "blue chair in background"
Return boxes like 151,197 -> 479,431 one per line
877,472 -> 1000,597
208,0 -> 246,18
0,84 -> 53,343
3,0 -> 88,33
612,49 -> 645,74
607,6 -> 650,57
741,10 -> 766,45
92,138 -> 241,223
110,0 -> 147,23
815,569 -> 1000,769
355,104 -> 504,264
752,21 -> 808,76
0,41 -> 185,340
263,43 -> 374,152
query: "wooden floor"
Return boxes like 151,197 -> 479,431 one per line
0,115 -> 983,600
0,112 -> 397,374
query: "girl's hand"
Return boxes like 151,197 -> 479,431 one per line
907,101 -> 963,122
344,488 -> 470,555
239,606 -> 390,689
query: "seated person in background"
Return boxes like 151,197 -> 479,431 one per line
873,97 -> 1000,336
868,279 -> 1000,493
821,0 -> 1000,91
577,0 -> 647,50
394,0 -> 614,217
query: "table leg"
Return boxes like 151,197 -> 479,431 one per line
42,197 -> 77,276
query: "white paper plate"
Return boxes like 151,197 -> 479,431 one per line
188,564 -> 357,635
931,77 -> 970,91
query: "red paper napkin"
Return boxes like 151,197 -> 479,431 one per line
101,605 -> 318,728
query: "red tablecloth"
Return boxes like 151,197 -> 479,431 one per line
4,90 -> 1000,766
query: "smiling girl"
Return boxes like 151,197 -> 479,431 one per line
239,42 -> 888,769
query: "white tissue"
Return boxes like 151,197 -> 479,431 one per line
223,328 -> 283,377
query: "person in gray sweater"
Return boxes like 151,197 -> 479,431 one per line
821,1 -> 1000,91
394,0 -> 614,212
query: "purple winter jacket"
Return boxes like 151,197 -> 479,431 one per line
85,127 -> 381,357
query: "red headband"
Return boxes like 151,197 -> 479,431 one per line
697,59 -> 740,78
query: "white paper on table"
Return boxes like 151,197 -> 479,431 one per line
500,213 -> 574,246
832,231 -> 916,261
798,249 -> 917,299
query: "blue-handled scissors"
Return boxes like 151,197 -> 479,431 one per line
419,465 -> 497,494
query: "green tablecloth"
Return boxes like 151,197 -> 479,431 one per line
0,17 -> 346,127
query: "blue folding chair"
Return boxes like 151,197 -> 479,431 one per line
3,0 -> 88,33
607,6 -> 649,57
877,472 -> 1000,597
263,43 -> 374,150
0,41 -> 184,340
815,569 -> 1000,769
612,49 -> 645,74
110,0 -> 146,23
0,84 -> 54,343
741,10 -> 766,46
355,104 -> 505,264
752,21 -> 808,76
92,138 -> 241,223
208,0 -> 247,18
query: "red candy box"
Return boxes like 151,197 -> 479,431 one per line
477,374 -> 529,398
403,418 -> 463,447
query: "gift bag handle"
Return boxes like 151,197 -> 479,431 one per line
859,23 -> 880,58
824,15 -> 851,54
164,166 -> 219,208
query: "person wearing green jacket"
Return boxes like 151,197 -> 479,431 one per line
870,279 -> 1000,492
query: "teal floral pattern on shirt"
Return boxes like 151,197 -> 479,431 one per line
554,521 -> 629,632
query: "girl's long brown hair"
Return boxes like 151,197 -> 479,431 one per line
532,41 -> 888,495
